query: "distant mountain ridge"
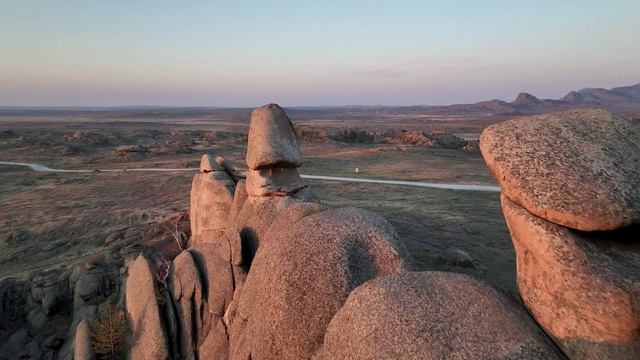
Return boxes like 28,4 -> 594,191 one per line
438,83 -> 640,115
562,84 -> 640,104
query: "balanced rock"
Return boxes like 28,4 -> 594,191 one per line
480,109 -> 640,231
245,167 -> 307,197
246,104 -> 302,170
228,207 -> 409,360
501,195 -> 640,359
314,271 -> 561,360
125,255 -> 169,360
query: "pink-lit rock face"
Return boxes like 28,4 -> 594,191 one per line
501,195 -> 640,359
314,271 -> 562,360
125,255 -> 170,360
480,109 -> 640,231
246,104 -> 302,170
227,207 -> 409,360
169,250 -> 206,359
189,170 -> 235,245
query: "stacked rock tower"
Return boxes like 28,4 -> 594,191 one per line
245,103 -> 307,197
480,109 -> 640,359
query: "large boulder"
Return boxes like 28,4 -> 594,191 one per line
125,255 -> 169,360
246,104 -> 302,170
228,207 -> 409,360
313,271 -> 562,360
231,195 -> 307,266
501,195 -> 640,359
480,109 -> 640,231
190,170 -> 236,244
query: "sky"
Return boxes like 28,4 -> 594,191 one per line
1,0 -> 639,107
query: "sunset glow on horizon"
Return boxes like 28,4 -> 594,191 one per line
1,0 -> 639,107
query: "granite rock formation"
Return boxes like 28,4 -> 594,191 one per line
227,207 -> 409,360
481,109 -> 640,359
480,109 -> 640,231
314,271 -> 562,360
125,255 -> 170,360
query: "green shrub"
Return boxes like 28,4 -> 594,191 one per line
330,128 -> 375,143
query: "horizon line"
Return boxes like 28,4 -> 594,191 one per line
1,81 -> 637,110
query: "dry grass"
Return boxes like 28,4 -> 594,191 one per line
0,109 -> 516,297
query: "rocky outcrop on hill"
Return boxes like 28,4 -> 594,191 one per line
481,109 -> 640,359
512,92 -> 542,106
13,103 -> 613,359
132,103 -> 569,360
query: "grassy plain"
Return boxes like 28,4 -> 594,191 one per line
0,107 -> 517,296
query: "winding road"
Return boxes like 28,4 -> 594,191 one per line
0,161 -> 501,192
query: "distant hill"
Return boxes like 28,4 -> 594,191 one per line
1,83 -> 638,118
512,92 -> 542,106
429,83 -> 640,115
562,84 -> 640,104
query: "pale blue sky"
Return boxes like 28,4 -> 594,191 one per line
1,0 -> 639,106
